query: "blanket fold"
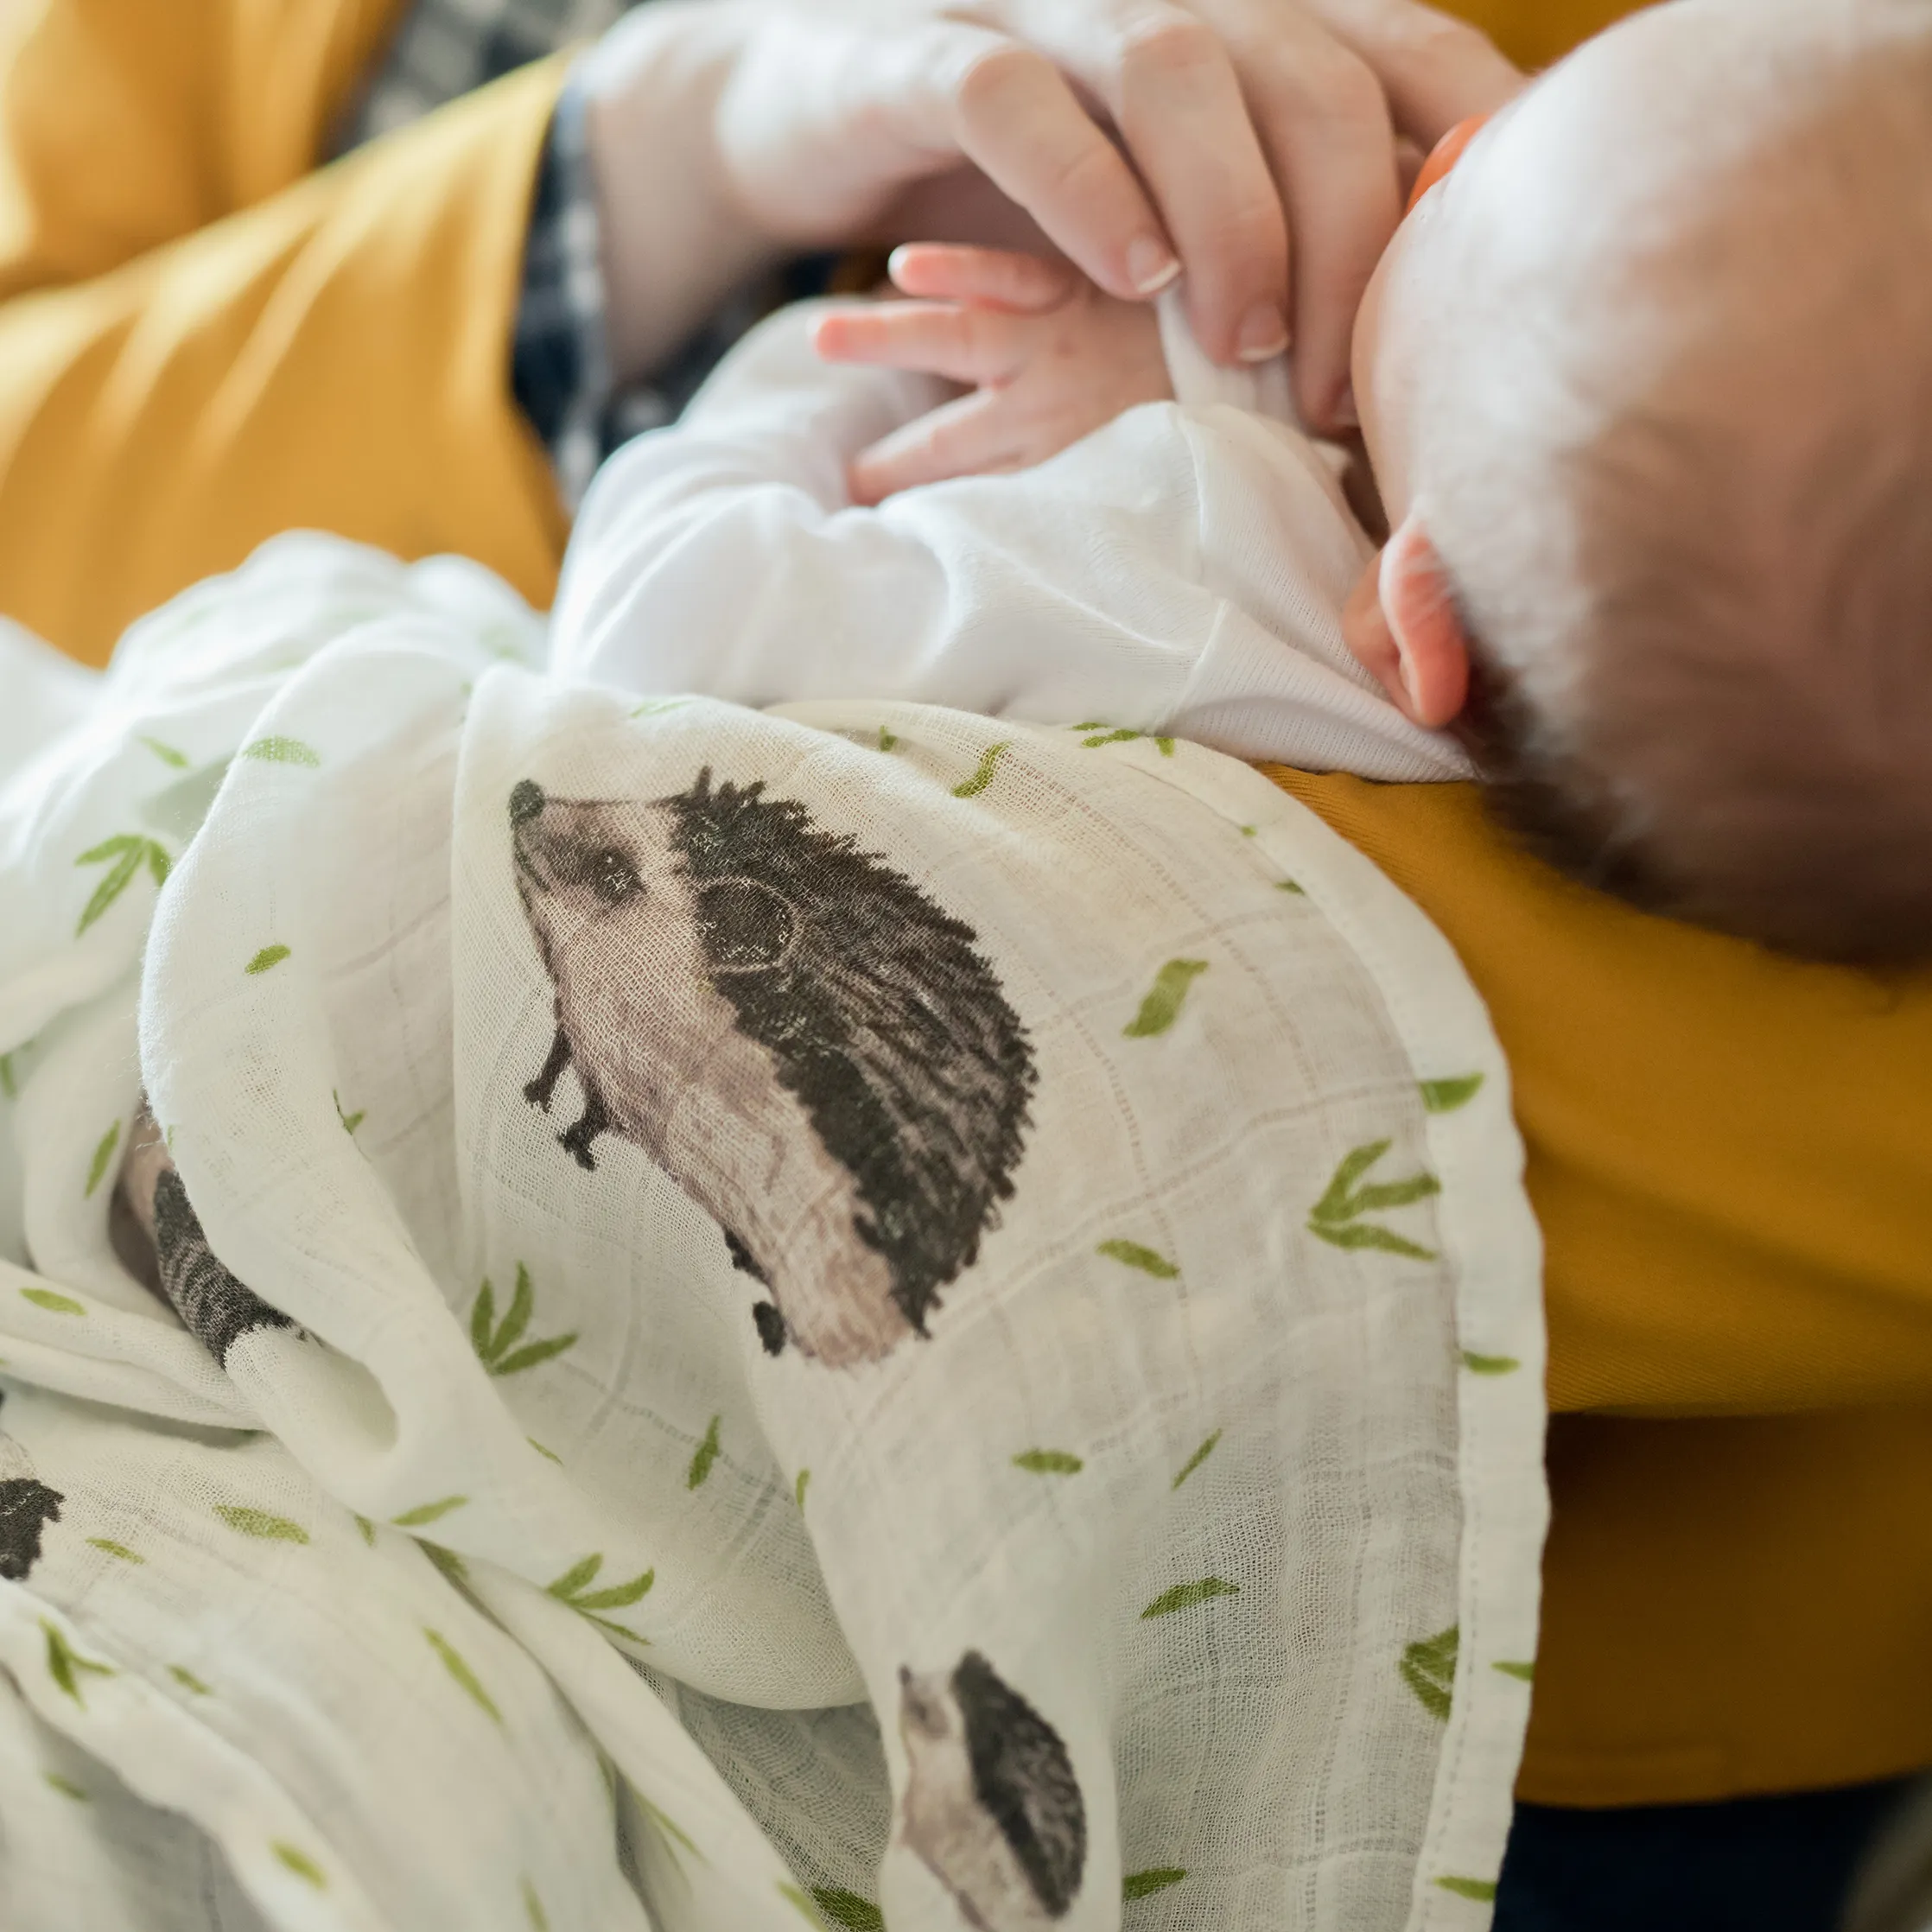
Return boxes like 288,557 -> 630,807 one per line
0,535 -> 1546,1932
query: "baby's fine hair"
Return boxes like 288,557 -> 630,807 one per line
1429,2 -> 1932,964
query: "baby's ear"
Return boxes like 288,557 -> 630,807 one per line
1340,517 -> 1470,729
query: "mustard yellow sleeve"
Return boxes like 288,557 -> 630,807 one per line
0,58 -> 569,663
0,0 -> 404,296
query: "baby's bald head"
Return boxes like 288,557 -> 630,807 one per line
1391,0 -> 1932,962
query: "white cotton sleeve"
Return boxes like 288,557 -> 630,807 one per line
553,302 -> 1469,781
551,302 -> 1221,721
1155,286 -> 1300,429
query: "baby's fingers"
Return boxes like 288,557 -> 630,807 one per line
847,391 -> 1021,505
887,244 -> 1079,315
814,302 -> 1028,387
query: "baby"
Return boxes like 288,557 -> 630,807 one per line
553,0 -> 1932,964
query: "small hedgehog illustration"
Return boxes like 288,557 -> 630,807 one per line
112,1102 -> 299,1365
899,1650 -> 1087,1930
509,772 -> 1036,1369
0,1403 -> 63,1583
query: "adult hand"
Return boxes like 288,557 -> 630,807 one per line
709,0 -> 1524,429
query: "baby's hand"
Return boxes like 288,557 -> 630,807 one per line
813,245 -> 1173,505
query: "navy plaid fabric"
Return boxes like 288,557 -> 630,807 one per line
503,75 -> 628,506
341,0 -> 655,507
340,0 -> 842,505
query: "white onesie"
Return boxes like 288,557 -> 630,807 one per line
552,299 -> 1473,785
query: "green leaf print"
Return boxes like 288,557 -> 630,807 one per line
86,1539 -> 143,1564
214,1505 -> 309,1545
1275,879 -> 1306,895
1172,1429 -> 1222,1490
810,1888 -> 884,1930
687,1414 -> 722,1490
875,726 -> 899,753
1436,1878 -> 1498,1903
1316,1222 -> 1437,1259
84,1121 -> 120,1198
779,1882 -> 830,1927
422,1543 -> 469,1588
1461,1352 -> 1521,1376
240,736 -> 321,767
425,1628 -> 502,1725
74,835 -> 170,936
334,1090 -> 365,1135
245,944 -> 290,976
271,1842 -> 327,1888
42,1621 -> 114,1707
0,1052 -> 15,1100
1122,959 -> 1209,1038
168,1665 -> 213,1696
1401,1625 -> 1459,1722
547,1554 -> 654,1642
632,1793 -> 703,1884
44,1771 -> 88,1801
1493,1660 -> 1536,1683
639,1795 -> 702,1862
1420,1074 -> 1484,1115
1307,1140 -> 1439,1262
1071,725 -> 1175,756
1013,1449 -> 1084,1476
950,740 -> 1010,798
522,1878 -> 550,1930
795,1470 -> 810,1509
1123,1868 -> 1187,1901
471,1264 -> 576,1376
1096,1239 -> 1179,1280
391,1496 -> 467,1528
21,1287 -> 85,1316
138,736 -> 190,769
1141,1578 -> 1240,1619
493,1335 -> 576,1375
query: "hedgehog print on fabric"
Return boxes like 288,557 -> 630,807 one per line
510,772 -> 1036,1369
0,1409 -> 63,1583
899,1651 -> 1087,1930
112,1103 -> 299,1365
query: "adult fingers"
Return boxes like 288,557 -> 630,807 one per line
937,29 -> 1187,301
1300,0 -> 1525,144
1229,10 -> 1403,428
961,0 -> 1292,365
1103,7 -> 1293,365
887,244 -> 1079,315
848,391 -> 1024,505
812,302 -> 1031,387
716,12 -> 1172,292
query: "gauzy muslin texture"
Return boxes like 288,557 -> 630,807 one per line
0,536 -> 1545,1932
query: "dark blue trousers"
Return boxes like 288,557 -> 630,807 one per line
1493,1780 -> 1913,1932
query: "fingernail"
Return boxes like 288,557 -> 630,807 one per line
1332,382 -> 1360,430
1127,237 -> 1181,295
1236,302 -> 1291,363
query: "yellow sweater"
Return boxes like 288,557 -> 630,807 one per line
5,0 -> 1927,1808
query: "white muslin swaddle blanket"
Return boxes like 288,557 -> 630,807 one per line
0,536 -> 1545,1932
